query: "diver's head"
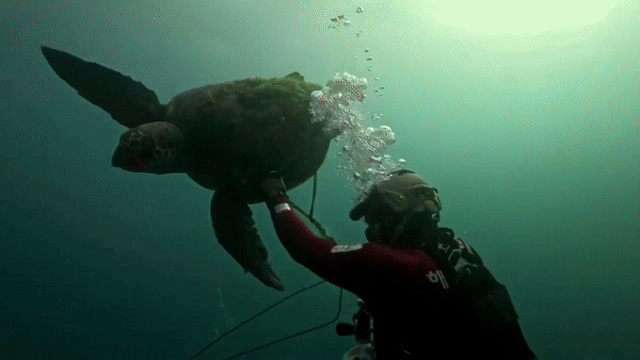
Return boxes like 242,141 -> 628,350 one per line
349,170 -> 441,247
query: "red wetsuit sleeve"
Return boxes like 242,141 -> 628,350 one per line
266,195 -> 447,297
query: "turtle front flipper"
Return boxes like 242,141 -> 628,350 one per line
211,188 -> 284,291
41,46 -> 166,128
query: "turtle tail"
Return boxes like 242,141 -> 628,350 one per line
41,46 -> 166,128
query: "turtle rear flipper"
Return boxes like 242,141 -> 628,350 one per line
41,46 -> 165,128
211,188 -> 284,291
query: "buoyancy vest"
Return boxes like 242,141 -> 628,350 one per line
421,227 -> 520,329
418,228 -> 536,359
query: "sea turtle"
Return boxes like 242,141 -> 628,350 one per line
41,46 -> 338,291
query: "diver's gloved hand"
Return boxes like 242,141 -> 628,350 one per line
259,171 -> 287,199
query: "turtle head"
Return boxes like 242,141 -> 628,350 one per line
112,122 -> 187,174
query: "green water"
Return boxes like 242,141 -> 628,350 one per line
1,1 -> 638,359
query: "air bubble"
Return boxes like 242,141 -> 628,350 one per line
311,72 -> 399,198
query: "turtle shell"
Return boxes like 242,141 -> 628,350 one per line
164,72 -> 331,202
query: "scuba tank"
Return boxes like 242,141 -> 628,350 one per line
342,344 -> 374,360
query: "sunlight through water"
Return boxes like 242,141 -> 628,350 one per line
429,0 -> 625,35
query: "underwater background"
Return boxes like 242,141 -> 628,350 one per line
1,1 -> 638,359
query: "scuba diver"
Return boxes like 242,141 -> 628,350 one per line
259,169 -> 536,359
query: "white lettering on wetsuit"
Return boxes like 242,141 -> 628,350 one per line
331,244 -> 364,253
426,270 -> 449,289
274,203 -> 291,214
